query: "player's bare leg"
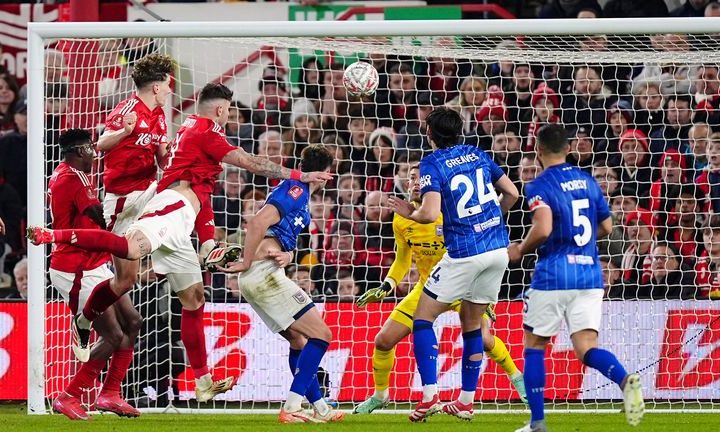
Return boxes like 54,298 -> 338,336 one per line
279,328 -> 342,423
94,296 -> 142,417
481,315 -> 527,403
354,319 -> 410,414
279,308 -> 341,424
570,330 -> 644,427
175,281 -> 236,402
409,293 -> 450,422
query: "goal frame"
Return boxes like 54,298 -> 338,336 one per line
26,17 -> 720,415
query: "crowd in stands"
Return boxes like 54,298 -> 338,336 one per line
2,0 -> 720,302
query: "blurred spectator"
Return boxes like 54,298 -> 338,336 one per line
706,1 -> 720,16
355,191 -> 395,289
254,66 -> 290,128
503,63 -> 534,127
538,0 -> 602,18
600,254 -> 623,299
240,189 -> 267,235
337,270 -> 360,301
605,99 -> 633,156
526,83 -> 560,151
347,106 -> 378,176
6,257 -> 27,300
97,38 -> 129,111
648,149 -> 687,228
307,192 -> 335,260
687,123 -> 711,177
476,96 -> 508,151
635,34 -> 692,97
567,126 -> 596,171
0,73 -> 19,135
297,56 -> 325,100
561,66 -> 611,137
640,241 -> 692,299
491,128 -> 522,181
617,129 -> 652,199
487,40 -> 518,91
318,220 -> 365,296
601,186 -> 634,262
366,127 -> 396,192
335,173 -> 364,221
380,62 -> 417,131
253,130 -> 285,188
225,101 -> 253,152
288,265 -> 319,298
393,152 -> 421,198
603,0 -> 669,17
631,80 -> 665,135
427,37 -> 466,103
621,208 -> 656,295
696,132 -> 720,212
662,184 -> 704,269
670,0 -> 709,17
397,91 -> 434,154
320,133 -> 350,179
445,76 -> 486,138
213,168 -> 245,234
45,82 -> 69,149
696,214 -> 720,298
283,99 -> 321,165
320,62 -> 349,131
0,98 -> 27,206
649,95 -> 693,166
691,65 -> 720,110
593,164 -> 621,198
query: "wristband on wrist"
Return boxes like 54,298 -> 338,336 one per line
290,169 -> 302,181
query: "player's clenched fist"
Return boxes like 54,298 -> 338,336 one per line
123,112 -> 137,134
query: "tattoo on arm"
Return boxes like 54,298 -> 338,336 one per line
223,148 -> 290,180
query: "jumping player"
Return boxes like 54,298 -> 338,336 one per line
389,107 -> 519,421
28,83 -> 332,402
354,163 -> 526,414
508,124 -> 644,432
48,129 -> 142,419
219,145 -> 343,423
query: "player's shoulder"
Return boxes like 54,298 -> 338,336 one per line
52,163 -> 91,189
271,179 -> 309,202
109,96 -> 140,116
392,209 -> 413,229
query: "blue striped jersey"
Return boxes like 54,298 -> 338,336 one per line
264,180 -> 311,252
525,163 -> 611,290
419,144 -> 509,258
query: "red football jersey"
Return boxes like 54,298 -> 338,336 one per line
103,95 -> 168,195
158,115 -> 236,205
48,162 -> 110,273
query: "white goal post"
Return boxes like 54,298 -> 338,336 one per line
27,17 -> 720,415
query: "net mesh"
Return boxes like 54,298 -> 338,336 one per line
39,30 -> 720,413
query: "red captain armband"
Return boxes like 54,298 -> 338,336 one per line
290,169 -> 302,181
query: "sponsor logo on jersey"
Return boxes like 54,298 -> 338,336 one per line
435,225 -> 443,236
473,216 -> 501,233
527,195 -> 546,211
419,175 -> 432,189
288,185 -> 304,200
159,227 -> 167,238
135,133 -> 164,146
139,120 -> 149,129
292,291 -> 307,304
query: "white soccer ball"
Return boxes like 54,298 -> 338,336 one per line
343,61 -> 379,97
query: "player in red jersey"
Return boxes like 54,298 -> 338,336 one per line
29,83 -> 333,402
47,129 -> 142,420
96,53 -> 173,327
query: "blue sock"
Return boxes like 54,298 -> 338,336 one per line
289,338 -> 329,397
524,348 -> 546,423
461,329 -> 483,392
288,348 -> 324,403
583,348 -> 628,387
413,319 -> 438,386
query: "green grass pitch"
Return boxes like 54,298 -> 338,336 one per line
2,403 -> 720,432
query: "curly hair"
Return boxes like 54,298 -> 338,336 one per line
131,53 -> 175,89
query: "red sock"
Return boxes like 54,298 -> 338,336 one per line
101,347 -> 134,395
194,197 -> 215,246
54,229 -> 129,257
82,279 -> 120,321
181,304 -> 210,379
65,359 -> 105,398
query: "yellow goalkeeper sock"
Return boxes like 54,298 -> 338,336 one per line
486,336 -> 519,377
372,348 -> 395,398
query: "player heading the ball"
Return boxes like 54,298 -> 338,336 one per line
389,107 -> 519,422
508,124 -> 644,432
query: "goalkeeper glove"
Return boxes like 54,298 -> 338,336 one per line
357,281 -> 393,308
485,303 -> 497,322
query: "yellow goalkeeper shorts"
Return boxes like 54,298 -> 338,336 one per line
389,280 -> 468,330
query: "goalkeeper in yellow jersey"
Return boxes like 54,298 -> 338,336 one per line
353,164 -> 526,414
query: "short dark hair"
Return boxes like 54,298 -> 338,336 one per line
667,94 -> 693,107
704,214 -> 720,233
59,128 -> 92,155
679,183 -> 705,200
198,83 -> 233,104
536,124 -> 568,154
426,107 -> 462,149
300,144 -> 333,172
131,53 -> 175,89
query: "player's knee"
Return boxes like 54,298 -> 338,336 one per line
112,272 -> 137,293
125,312 -> 143,337
312,324 -> 332,344
104,328 -> 124,348
178,283 -> 205,310
374,331 -> 397,352
284,330 -> 307,350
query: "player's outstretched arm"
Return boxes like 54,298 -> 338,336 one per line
389,192 -> 440,224
219,203 -> 281,273
222,148 -> 332,183
494,175 -> 519,214
597,216 -> 613,240
508,206 -> 553,262
97,112 -> 137,152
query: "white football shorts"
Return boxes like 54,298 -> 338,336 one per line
237,260 -> 314,333
103,181 -> 157,235
423,247 -> 508,304
50,263 -> 114,315
523,288 -> 604,337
